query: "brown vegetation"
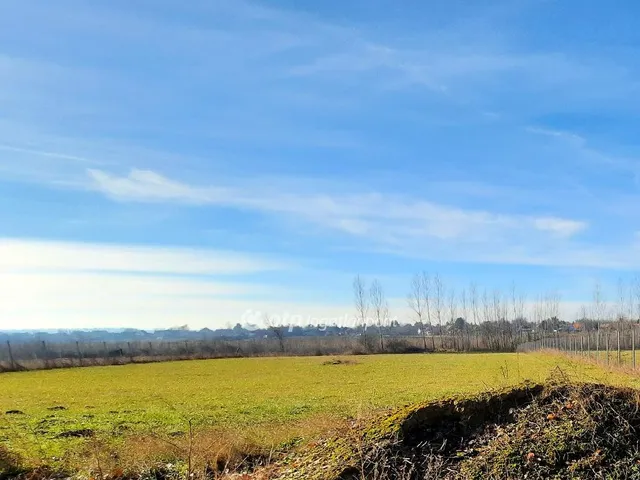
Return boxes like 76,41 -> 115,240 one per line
0,334 -> 522,374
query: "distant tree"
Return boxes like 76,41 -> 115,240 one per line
407,272 -> 430,351
460,288 -> 468,325
469,282 -> 479,325
264,314 -> 285,353
370,279 -> 388,351
592,280 -> 607,328
540,316 -> 562,332
452,317 -> 467,332
634,276 -> 640,323
433,274 -> 444,336
617,278 -> 629,322
353,275 -> 369,334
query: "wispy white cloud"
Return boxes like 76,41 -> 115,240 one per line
86,169 -> 225,204
0,238 -> 290,275
0,144 -> 95,164
85,168 -> 597,265
533,217 -> 586,238
525,125 -> 640,178
525,127 -> 587,145
1,272 -> 273,299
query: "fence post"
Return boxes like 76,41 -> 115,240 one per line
586,331 -> 590,359
580,335 -> 584,356
606,333 -> 610,365
596,329 -> 600,363
617,330 -> 622,365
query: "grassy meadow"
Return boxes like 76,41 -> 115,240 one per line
2,352 -> 639,476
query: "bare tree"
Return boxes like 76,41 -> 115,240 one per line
424,274 -> 435,350
510,282 -> 518,323
353,275 -> 369,334
482,289 -> 491,324
501,291 -> 509,323
446,287 -> 458,350
264,313 -> 285,353
469,282 -> 479,325
510,282 -> 526,341
408,272 -> 430,351
447,288 -> 457,324
592,280 -> 606,326
382,301 -> 391,349
628,278 -> 635,321
492,289 -> 502,322
370,279 -> 388,351
461,288 -> 468,322
517,291 -> 527,322
433,274 -> 444,338
533,294 -> 544,328
458,287 -> 469,351
579,304 -> 589,321
634,276 -> 640,322
617,277 -> 628,322
539,290 -> 560,349
544,291 -> 560,323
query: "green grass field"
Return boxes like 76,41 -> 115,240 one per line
1,352 -> 638,475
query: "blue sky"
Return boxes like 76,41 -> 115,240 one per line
2,0 -> 640,329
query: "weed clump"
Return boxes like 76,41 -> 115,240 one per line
272,382 -> 640,479
458,383 -> 640,479
0,445 -> 25,479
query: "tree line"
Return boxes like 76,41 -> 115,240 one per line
353,274 -> 640,353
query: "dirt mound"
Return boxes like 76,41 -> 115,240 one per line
272,382 -> 640,479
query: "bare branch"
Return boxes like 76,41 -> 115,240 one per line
353,275 -> 369,333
